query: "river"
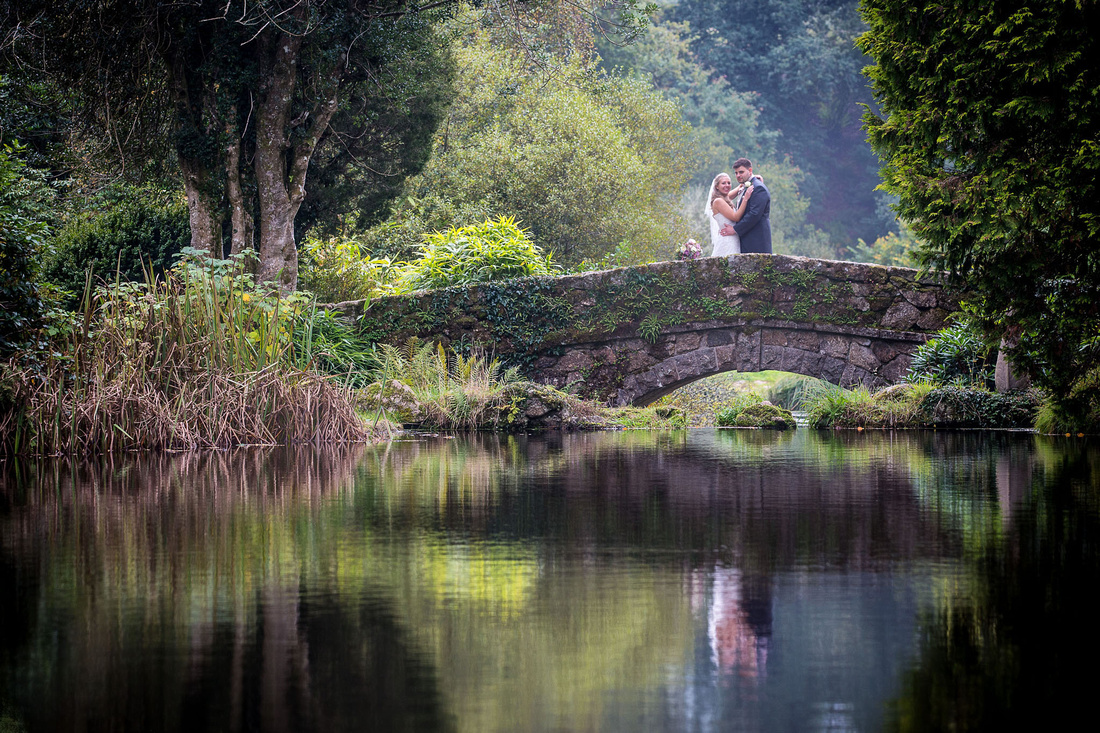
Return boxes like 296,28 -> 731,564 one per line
1,429 -> 1097,731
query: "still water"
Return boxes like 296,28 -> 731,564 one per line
1,429 -> 1098,732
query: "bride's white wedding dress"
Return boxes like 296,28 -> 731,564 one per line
708,200 -> 741,257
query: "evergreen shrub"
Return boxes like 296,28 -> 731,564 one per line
906,323 -> 993,387
42,189 -> 190,307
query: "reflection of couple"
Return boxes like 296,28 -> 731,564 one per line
706,158 -> 772,256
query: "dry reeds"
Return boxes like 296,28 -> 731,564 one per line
2,254 -> 371,454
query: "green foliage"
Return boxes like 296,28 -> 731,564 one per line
298,233 -> 400,303
597,12 -> 777,183
859,0 -> 1100,402
397,217 -> 559,292
906,323 -> 994,388
804,381 -> 1036,429
374,22 -> 695,266
768,375 -> 840,410
0,143 -> 51,356
848,222 -> 921,268
1035,367 -> 1100,434
294,309 -> 380,389
41,187 -> 190,308
806,383 -> 931,429
919,385 -> 1038,430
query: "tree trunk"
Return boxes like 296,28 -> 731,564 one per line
253,22 -> 343,294
180,157 -> 222,256
164,37 -> 223,257
226,122 -> 255,261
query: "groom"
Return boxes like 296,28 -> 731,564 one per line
720,158 -> 772,253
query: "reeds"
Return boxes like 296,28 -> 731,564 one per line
1,253 -> 371,454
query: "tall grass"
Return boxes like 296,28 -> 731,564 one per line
806,383 -> 935,429
370,338 -> 523,429
1,252 -> 371,454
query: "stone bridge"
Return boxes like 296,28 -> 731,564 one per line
351,255 -> 964,406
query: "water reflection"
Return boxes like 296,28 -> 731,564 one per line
1,431 -> 1097,732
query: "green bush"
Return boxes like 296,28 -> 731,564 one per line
42,188 -> 190,307
906,322 -> 993,387
1035,367 -> 1100,434
918,385 -> 1038,429
391,24 -> 695,266
396,217 -> 559,292
0,143 -> 51,356
298,234 -> 400,303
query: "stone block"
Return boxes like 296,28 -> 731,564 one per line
849,343 -> 881,372
672,349 -> 718,383
821,356 -> 847,384
707,329 -> 733,346
903,290 -> 938,308
881,301 -> 921,330
822,335 -> 850,358
871,340 -> 903,364
555,349 -> 593,372
672,332 -> 702,354
762,329 -> 787,346
714,344 -> 736,368
774,285 -> 800,302
761,345 -> 785,370
880,354 -> 911,382
628,351 -> 657,371
780,347 -> 807,374
916,307 -> 950,331
786,330 -> 821,351
849,296 -> 871,312
799,352 -> 826,376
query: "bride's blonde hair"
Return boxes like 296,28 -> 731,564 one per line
706,172 -> 731,215
709,173 -> 731,203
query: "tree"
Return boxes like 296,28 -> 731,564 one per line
858,0 -> 1100,403
369,22 -> 695,265
4,1 -> 656,293
597,13 -> 778,184
5,1 -> 458,292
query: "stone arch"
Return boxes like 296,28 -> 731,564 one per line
353,255 -> 964,407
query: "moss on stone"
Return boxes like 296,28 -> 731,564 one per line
717,401 -> 796,430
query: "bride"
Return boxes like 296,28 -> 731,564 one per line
706,172 -> 754,256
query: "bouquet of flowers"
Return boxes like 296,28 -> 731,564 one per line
677,238 -> 702,261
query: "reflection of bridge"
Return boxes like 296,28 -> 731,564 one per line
354,255 -> 964,405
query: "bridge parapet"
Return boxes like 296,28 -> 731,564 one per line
357,255 -> 964,405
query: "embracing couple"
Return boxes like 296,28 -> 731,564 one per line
706,158 -> 772,256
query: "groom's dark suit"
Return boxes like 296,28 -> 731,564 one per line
733,176 -> 772,254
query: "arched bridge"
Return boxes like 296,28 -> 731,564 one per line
351,255 -> 964,406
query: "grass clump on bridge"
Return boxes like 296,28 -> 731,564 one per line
0,252 -> 373,454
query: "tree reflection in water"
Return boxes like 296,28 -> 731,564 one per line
886,439 -> 1100,731
0,431 -> 1097,732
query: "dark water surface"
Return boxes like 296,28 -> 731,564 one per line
2,430 -> 1098,732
